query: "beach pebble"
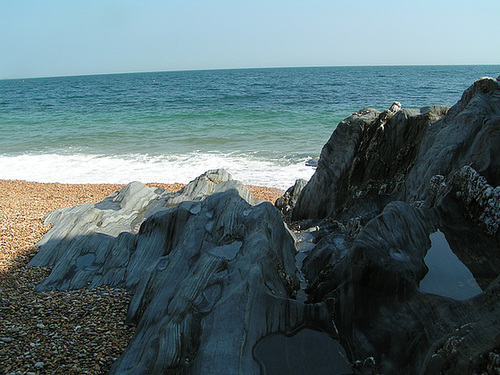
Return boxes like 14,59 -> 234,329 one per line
34,361 -> 44,368
0,180 -> 282,374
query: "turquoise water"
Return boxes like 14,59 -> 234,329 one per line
1,65 -> 498,188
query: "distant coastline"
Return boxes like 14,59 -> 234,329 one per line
3,63 -> 500,81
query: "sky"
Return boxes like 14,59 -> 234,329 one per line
1,0 -> 499,79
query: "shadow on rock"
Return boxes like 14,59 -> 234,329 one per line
276,76 -> 500,374
29,170 -> 353,374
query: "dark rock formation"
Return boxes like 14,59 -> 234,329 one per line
404,77 -> 500,204
292,77 -> 500,224
291,101 -> 446,221
275,178 -> 307,221
284,76 -> 500,374
302,198 -> 500,374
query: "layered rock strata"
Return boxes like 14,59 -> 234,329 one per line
29,170 -> 345,374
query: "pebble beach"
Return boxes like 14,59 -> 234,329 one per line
0,179 -> 283,374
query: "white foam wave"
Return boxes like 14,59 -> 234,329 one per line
0,153 -> 316,190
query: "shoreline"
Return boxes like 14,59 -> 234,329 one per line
0,179 -> 283,374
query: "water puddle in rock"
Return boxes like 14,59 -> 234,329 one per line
419,230 -> 482,300
254,328 -> 353,375
294,232 -> 316,302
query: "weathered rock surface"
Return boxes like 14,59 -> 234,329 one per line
292,77 -> 500,224
291,101 -> 446,221
29,76 -> 500,374
275,178 -> 307,221
29,169 -> 348,374
302,199 -> 500,374
405,77 -> 500,204
282,76 -> 500,374
30,169 -> 257,291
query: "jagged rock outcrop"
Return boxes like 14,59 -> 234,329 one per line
291,77 -> 500,223
405,77 -> 500,203
291,102 -> 448,221
111,189 -> 304,374
30,169 -> 258,290
303,200 -> 500,374
29,169 -> 349,374
275,178 -> 307,221
285,76 -> 500,374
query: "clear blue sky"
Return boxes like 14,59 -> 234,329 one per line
1,0 -> 499,79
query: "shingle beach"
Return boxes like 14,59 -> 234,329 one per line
0,180 -> 283,374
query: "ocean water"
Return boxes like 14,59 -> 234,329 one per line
1,65 -> 499,189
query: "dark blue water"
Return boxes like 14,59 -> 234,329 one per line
419,230 -> 482,300
1,65 -> 498,188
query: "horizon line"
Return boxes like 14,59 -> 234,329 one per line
2,63 -> 499,81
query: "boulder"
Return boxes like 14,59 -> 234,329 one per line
292,77 -> 500,223
275,178 -> 307,220
293,77 -> 500,374
29,169 -> 349,374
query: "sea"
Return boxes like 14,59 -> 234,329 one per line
1,65 -> 499,190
